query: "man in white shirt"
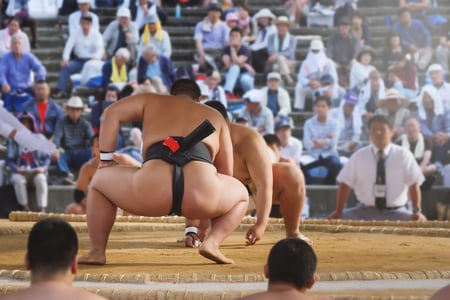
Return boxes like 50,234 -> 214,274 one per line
67,0 -> 100,37
427,63 -> 450,109
275,115 -> 302,164
328,115 -> 427,221
54,13 -> 104,98
260,72 -> 291,124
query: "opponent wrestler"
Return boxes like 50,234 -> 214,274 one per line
64,134 -> 100,215
184,100 -> 307,247
78,83 -> 249,265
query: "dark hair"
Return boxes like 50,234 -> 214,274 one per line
368,115 -> 393,129
27,218 -> 78,276
91,133 -> 99,146
398,7 -> 409,16
314,95 -> 331,107
106,85 -> 121,99
268,238 -> 317,289
170,78 -> 201,100
230,27 -> 243,37
204,100 -> 229,120
34,79 -> 48,85
263,134 -> 281,147
7,17 -> 21,25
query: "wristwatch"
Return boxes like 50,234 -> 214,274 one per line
412,207 -> 422,213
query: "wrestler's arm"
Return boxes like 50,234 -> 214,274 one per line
99,94 -> 147,153
244,133 -> 272,245
213,121 -> 234,176
75,161 -> 96,206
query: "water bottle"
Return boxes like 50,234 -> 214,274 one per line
175,3 -> 181,19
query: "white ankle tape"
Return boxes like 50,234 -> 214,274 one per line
185,226 -> 198,235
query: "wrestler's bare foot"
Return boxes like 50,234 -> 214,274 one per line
77,250 -> 106,265
199,242 -> 234,264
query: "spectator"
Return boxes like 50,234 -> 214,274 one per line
138,13 -> 172,58
137,43 -> 175,91
222,27 -> 254,98
53,97 -> 94,184
398,0 -> 430,28
132,76 -> 167,95
67,0 -> 99,37
390,52 -> 418,100
0,35 -> 46,113
101,48 -> 131,89
103,7 -> 139,64
54,13 -> 104,99
260,72 -> 291,123
275,115 -> 302,164
240,238 -> 317,300
375,88 -> 410,141
349,46 -> 376,92
382,30 -> 408,71
327,16 -> 361,88
351,10 -> 371,46
6,113 -> 50,212
417,85 -> 450,165
236,2 -> 257,45
238,89 -> 274,135
330,91 -> 362,156
266,16 -> 298,86
0,18 -> 30,57
392,8 -> 433,71
284,0 -> 308,26
197,70 -> 227,108
91,85 -> 119,134
124,0 -> 167,30
316,74 -> 346,108
384,69 -> 407,95
0,218 -> 106,300
294,39 -> 338,112
301,96 -> 342,185
359,70 -> 386,139
435,35 -> 450,73
20,80 -> 64,140
225,12 -> 239,33
193,3 -> 228,72
328,115 -> 427,221
426,63 -> 450,109
65,134 -> 99,215
399,117 -> 437,191
250,8 -> 277,73
4,0 -> 38,48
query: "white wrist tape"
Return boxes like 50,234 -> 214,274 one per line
185,226 -> 198,235
100,152 -> 114,161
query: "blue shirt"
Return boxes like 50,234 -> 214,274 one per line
194,20 -> 228,50
266,89 -> 279,117
146,59 -> 162,80
303,115 -> 340,158
392,19 -> 431,50
20,99 -> 64,139
0,52 -> 46,93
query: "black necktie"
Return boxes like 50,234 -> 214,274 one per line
375,150 -> 386,210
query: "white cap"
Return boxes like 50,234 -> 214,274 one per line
243,89 -> 262,103
66,96 -> 84,109
77,0 -> 90,4
427,63 -> 444,74
267,72 -> 281,81
310,39 -> 324,50
252,8 -> 276,20
117,7 -> 131,18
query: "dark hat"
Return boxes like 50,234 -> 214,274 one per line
339,16 -> 351,25
207,3 -> 222,12
320,74 -> 335,85
356,46 -> 375,61
275,115 -> 292,130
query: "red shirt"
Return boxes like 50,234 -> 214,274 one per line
36,101 -> 48,134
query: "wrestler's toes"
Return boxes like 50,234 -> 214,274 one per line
77,252 -> 106,265
199,245 -> 233,264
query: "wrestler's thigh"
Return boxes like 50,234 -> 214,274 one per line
184,173 -> 248,219
90,165 -> 139,208
272,163 -> 305,203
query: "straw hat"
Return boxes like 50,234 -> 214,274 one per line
275,16 -> 292,27
377,88 -> 409,108
65,96 -> 84,109
252,8 -> 276,20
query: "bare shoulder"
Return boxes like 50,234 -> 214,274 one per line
230,123 -> 268,155
80,158 -> 98,177
74,289 -> 107,300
